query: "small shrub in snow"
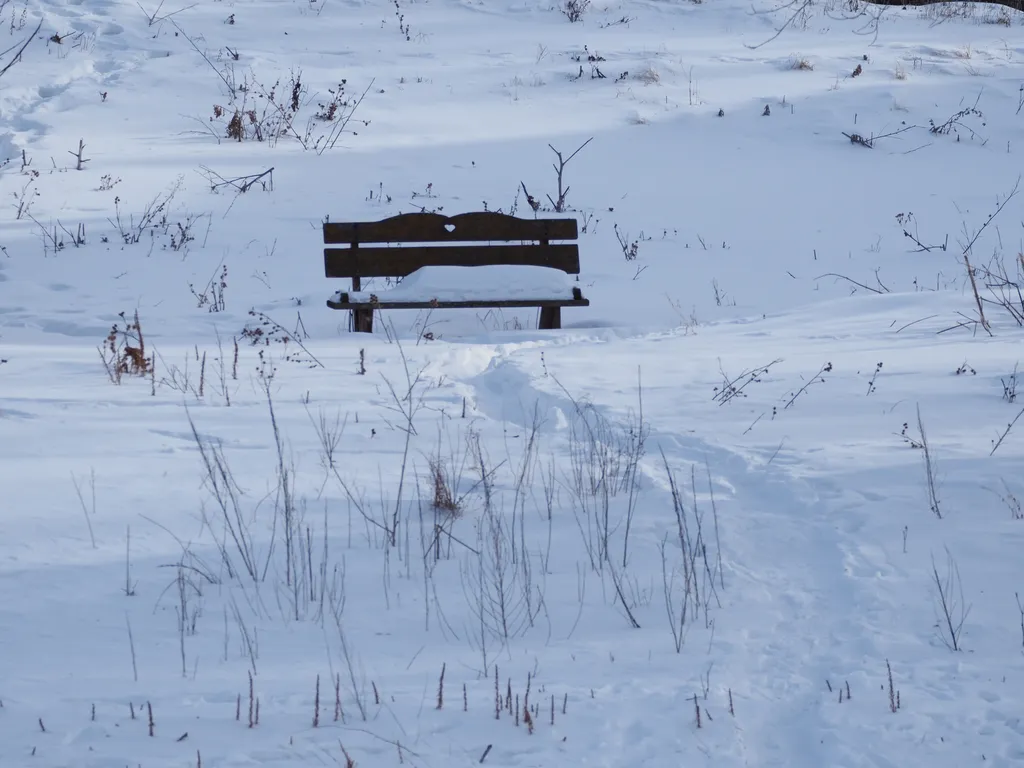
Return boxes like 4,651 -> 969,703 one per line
866,362 -> 883,395
928,96 -> 985,140
108,176 -> 183,245
428,457 -> 461,517
189,264 -> 228,312
97,174 -> 121,191
634,65 -> 660,84
568,46 -> 607,80
392,0 -> 412,40
519,137 -> 593,214
561,0 -> 590,23
13,177 -> 38,220
241,309 -> 324,368
896,420 -> 924,450
930,547 -> 970,651
599,14 -> 636,28
886,660 -> 901,712
614,224 -> 639,261
713,358 -> 782,405
169,214 -> 201,251
100,310 -> 152,384
1003,364 -> 1019,403
994,480 -> 1022,520
209,69 -> 370,153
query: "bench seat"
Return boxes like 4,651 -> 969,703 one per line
326,291 -> 588,329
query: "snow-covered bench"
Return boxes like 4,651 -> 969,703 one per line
323,212 -> 589,333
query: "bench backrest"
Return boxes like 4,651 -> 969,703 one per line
324,212 -> 579,289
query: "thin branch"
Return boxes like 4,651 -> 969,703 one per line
169,19 -> 237,100
0,18 -> 43,80
815,272 -> 886,294
745,0 -> 813,50
990,406 -> 1024,456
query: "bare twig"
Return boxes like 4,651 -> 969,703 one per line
960,177 -> 1021,334
931,547 -> 970,651
198,166 -> 275,194
71,469 -> 98,549
990,406 -> 1024,456
0,18 -> 43,80
169,19 -> 237,100
318,79 -> 374,155
545,138 -> 593,212
783,362 -> 833,409
713,358 -> 783,405
917,405 -> 942,519
815,272 -> 888,294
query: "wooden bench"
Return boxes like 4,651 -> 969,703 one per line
323,212 -> 588,333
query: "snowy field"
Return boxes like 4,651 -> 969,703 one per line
2,0 -> 1024,765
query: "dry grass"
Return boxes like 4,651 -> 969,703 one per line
100,310 -> 153,384
962,60 -> 984,77
953,44 -> 973,60
994,480 -> 1023,520
429,457 -> 461,516
921,1 -> 976,22
983,8 -> 1013,26
634,65 -> 661,85
790,56 -> 813,71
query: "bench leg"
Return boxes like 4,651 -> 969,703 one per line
352,307 -> 374,334
539,306 -> 561,330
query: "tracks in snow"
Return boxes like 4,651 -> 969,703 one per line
457,336 -> 898,767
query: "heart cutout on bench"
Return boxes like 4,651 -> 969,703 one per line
444,223 -> 456,233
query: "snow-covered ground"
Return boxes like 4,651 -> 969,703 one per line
2,0 -> 1024,765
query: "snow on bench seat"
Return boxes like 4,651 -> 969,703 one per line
330,264 -> 579,304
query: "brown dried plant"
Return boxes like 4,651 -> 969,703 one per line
100,310 -> 152,384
